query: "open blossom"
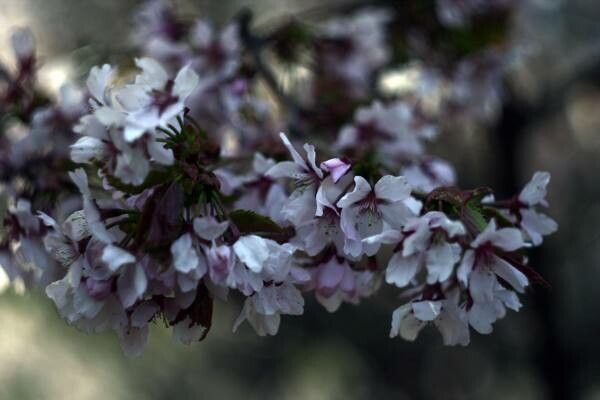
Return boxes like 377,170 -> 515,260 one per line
233,282 -> 304,336
401,158 -> 456,194
221,153 -> 288,224
337,175 -> 414,257
390,289 -> 470,346
233,234 -> 297,284
365,211 -> 465,287
189,19 -> 241,91
318,9 -> 391,97
458,219 -> 528,299
294,208 -> 346,257
114,57 -> 199,142
516,172 -> 558,245
336,100 -> 437,162
266,132 -> 352,227
456,219 -> 529,333
0,198 -> 59,290
72,59 -> 198,185
131,0 -> 189,63
305,257 -> 379,312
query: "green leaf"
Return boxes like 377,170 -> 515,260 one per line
229,209 -> 284,235
462,200 -> 488,233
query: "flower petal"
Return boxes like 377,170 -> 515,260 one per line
519,171 -> 550,206
386,253 -> 419,287
170,234 -> 199,274
173,64 -> 199,99
337,176 -> 371,208
374,175 -> 411,202
193,216 -> 229,241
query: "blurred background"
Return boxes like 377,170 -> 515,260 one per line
1,0 -> 599,399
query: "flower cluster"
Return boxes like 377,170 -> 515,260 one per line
0,0 -> 556,356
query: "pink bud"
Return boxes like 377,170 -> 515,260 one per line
320,158 -> 351,183
316,258 -> 355,298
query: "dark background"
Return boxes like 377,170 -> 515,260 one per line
0,0 -> 599,398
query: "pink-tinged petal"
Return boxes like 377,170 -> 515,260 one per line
374,175 -> 411,202
279,132 -> 308,170
490,255 -> 528,293
339,265 -> 356,294
321,158 -> 351,183
385,253 -> 419,287
457,250 -> 475,287
519,171 -> 550,206
337,176 -> 371,208
86,278 -> 112,301
317,259 -> 344,297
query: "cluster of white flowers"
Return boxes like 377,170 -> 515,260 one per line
0,0 -> 556,356
72,58 -> 199,185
